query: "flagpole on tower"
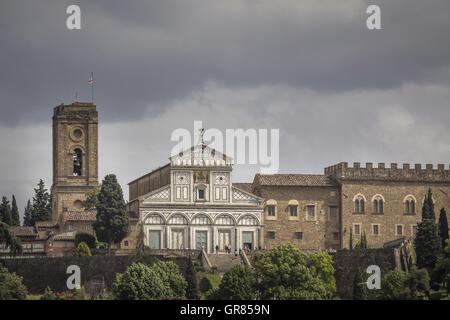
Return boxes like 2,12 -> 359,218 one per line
89,72 -> 94,103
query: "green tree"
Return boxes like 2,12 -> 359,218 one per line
11,195 -> 20,226
422,189 -> 435,220
435,239 -> 450,293
378,268 -> 430,300
438,208 -> 449,251
111,262 -> 171,300
308,251 -> 336,298
31,179 -> 52,224
152,260 -> 187,298
349,227 -> 353,250
82,184 -> 101,210
0,196 -> 12,226
253,243 -> 334,299
133,223 -> 146,263
75,232 -> 96,249
0,267 -> 28,300
0,222 -> 22,256
185,256 -> 199,299
23,199 -> 33,226
93,174 -> 129,254
353,269 -> 368,300
415,191 -> 442,270
40,286 -> 56,300
74,241 -> 92,257
214,265 -> 256,300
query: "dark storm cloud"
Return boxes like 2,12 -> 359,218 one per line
1,0 -> 450,126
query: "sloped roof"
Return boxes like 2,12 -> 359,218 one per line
53,231 -> 77,241
233,183 -> 254,193
35,221 -> 58,228
66,210 -> 97,221
254,174 -> 335,187
10,226 -> 37,237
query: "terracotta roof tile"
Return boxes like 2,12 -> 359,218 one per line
10,226 -> 37,237
35,221 -> 58,228
66,210 -> 97,221
232,183 -> 254,193
255,174 -> 335,187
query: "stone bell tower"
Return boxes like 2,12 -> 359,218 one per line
51,102 -> 98,221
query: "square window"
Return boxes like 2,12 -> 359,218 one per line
332,232 -> 339,241
354,224 -> 361,235
397,225 -> 403,236
267,231 -> 275,239
329,206 -> 338,220
295,232 -> 303,240
290,206 -> 298,217
307,205 -> 315,220
124,241 -> 129,247
373,224 -> 379,235
267,206 -> 276,216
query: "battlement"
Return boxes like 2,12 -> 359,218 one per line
324,162 -> 450,182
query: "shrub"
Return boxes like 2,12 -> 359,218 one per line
0,267 -> 28,300
40,286 -> 56,300
111,261 -> 186,300
74,242 -> 92,257
75,232 -> 96,249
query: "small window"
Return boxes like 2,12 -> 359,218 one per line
295,232 -> 303,240
372,195 -> 384,214
131,225 -> 136,232
373,224 -> 379,235
329,206 -> 338,220
354,224 -> 361,235
85,224 -> 90,231
73,148 -> 82,176
267,205 -> 276,216
404,197 -> 416,215
354,196 -> 365,213
396,225 -> 403,236
290,206 -> 298,217
332,232 -> 339,241
124,241 -> 129,247
267,231 -> 275,239
306,205 -> 315,220
198,189 -> 205,199
68,224 -> 73,231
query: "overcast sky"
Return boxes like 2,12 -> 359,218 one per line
1,0 -> 450,221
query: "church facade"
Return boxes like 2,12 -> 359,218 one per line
126,143 -> 264,253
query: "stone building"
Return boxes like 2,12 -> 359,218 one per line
51,102 -> 99,220
251,174 -> 341,250
126,142 -> 264,253
325,162 -> 450,249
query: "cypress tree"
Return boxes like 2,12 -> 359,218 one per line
438,208 -> 449,250
185,257 -> 199,299
353,269 -> 368,300
93,174 -> 129,254
11,195 -> 20,226
415,190 -> 442,270
422,189 -> 435,221
23,200 -> 33,226
31,179 -> 52,224
349,227 -> 353,250
0,197 -> 12,226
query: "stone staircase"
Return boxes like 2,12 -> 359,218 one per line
207,253 -> 243,273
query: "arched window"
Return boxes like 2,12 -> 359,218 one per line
168,214 -> 188,225
353,194 -> 366,213
404,195 -> 416,215
192,215 -> 211,225
372,195 -> 384,214
145,214 -> 164,225
215,215 -> 234,225
238,215 -> 258,226
73,148 -> 82,176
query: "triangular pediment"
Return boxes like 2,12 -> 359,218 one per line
142,186 -> 171,203
232,186 -> 263,204
170,144 -> 232,167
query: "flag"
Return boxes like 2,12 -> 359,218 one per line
89,75 -> 93,85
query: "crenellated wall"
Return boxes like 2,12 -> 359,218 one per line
325,162 -> 450,182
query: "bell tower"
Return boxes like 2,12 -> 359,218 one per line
51,102 -> 98,221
